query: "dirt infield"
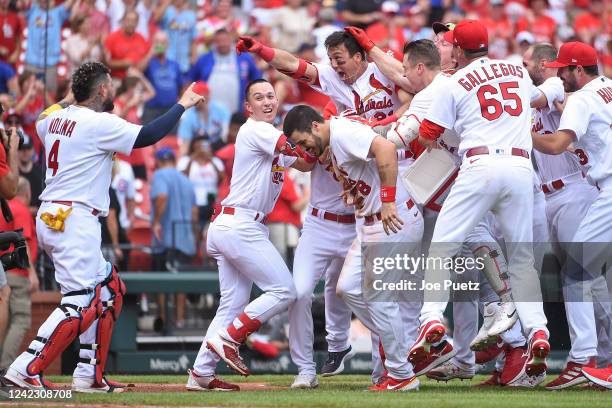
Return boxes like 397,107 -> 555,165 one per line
126,382 -> 286,392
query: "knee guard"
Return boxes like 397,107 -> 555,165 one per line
79,266 -> 125,384
26,287 -> 102,376
473,246 -> 511,301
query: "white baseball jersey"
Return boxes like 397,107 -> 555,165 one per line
558,76 -> 612,183
329,116 -> 388,217
531,76 -> 585,184
37,105 -> 141,212
425,58 -> 534,156
308,62 -> 403,214
221,118 -> 296,215
312,62 -> 400,121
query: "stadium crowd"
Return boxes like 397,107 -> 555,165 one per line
1,0 -> 611,275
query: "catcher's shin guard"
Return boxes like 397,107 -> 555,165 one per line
26,287 -> 102,376
79,266 -> 126,384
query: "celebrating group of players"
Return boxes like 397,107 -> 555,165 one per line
1,16 -> 611,394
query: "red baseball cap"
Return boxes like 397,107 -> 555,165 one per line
443,19 -> 488,52
544,41 -> 598,68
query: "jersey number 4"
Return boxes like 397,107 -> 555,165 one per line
477,81 -> 523,121
48,140 -> 60,176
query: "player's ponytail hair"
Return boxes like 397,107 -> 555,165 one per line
283,105 -> 324,138
71,62 -> 112,103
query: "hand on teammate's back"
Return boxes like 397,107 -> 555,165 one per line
178,83 -> 206,110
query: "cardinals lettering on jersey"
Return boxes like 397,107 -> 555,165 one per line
271,157 -> 285,185
457,62 -> 524,92
48,118 -> 77,138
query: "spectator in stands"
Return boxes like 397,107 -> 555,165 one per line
103,0 -> 153,40
189,28 -> 261,114
515,0 -> 557,43
0,0 -> 24,67
153,0 -> 198,74
365,1 -> 406,55
15,131 -> 42,216
100,186 -> 127,268
214,111 -> 245,214
404,5 -> 433,43
178,137 -> 224,234
114,68 -> 156,180
313,7 -> 339,61
65,15 -> 104,74
75,0 -> 110,41
24,0 -> 79,94
14,72 -> 51,155
150,148 -> 198,271
338,0 -> 383,29
140,30 -> 184,127
0,177 -> 38,371
267,170 -> 308,265
104,10 -> 150,79
269,0 -> 316,53
196,0 -> 245,49
574,0 -> 604,45
111,159 -> 136,271
0,60 -> 18,96
177,81 -> 230,155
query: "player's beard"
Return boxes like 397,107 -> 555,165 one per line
103,96 -> 115,112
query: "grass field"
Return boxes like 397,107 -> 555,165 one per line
2,374 -> 609,408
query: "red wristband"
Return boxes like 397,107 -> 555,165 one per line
258,45 -> 275,62
380,186 -> 396,203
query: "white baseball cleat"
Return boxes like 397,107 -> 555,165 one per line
71,376 -> 127,393
3,368 -> 47,390
487,301 -> 518,337
291,373 -> 319,389
426,359 -> 476,382
470,302 -> 498,351
507,371 -> 546,388
206,334 -> 250,376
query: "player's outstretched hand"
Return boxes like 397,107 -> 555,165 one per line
236,36 -> 262,55
344,26 -> 375,52
178,82 -> 206,109
381,201 -> 403,235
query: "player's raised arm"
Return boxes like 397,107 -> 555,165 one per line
369,136 -> 403,234
236,36 -> 319,85
344,26 -> 412,92
132,82 -> 205,148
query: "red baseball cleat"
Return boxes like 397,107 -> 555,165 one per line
545,358 -> 596,390
475,338 -> 504,364
409,320 -> 446,365
206,334 -> 250,376
368,376 -> 419,392
500,344 -> 528,385
582,366 -> 612,390
476,370 -> 501,387
186,369 -> 240,391
525,330 -> 549,377
413,340 -> 456,376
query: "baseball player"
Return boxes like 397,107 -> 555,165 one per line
347,26 -> 529,382
530,41 -> 612,381
236,31 -> 413,385
3,62 -> 204,392
411,20 -> 550,379
186,79 -> 315,392
284,105 -> 424,392
524,43 -> 612,389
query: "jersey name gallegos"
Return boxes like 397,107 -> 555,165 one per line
457,62 -> 525,92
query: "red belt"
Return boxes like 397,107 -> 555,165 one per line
364,199 -> 415,225
311,208 -> 355,224
51,200 -> 100,216
221,206 -> 266,222
541,179 -> 565,194
465,146 -> 529,159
